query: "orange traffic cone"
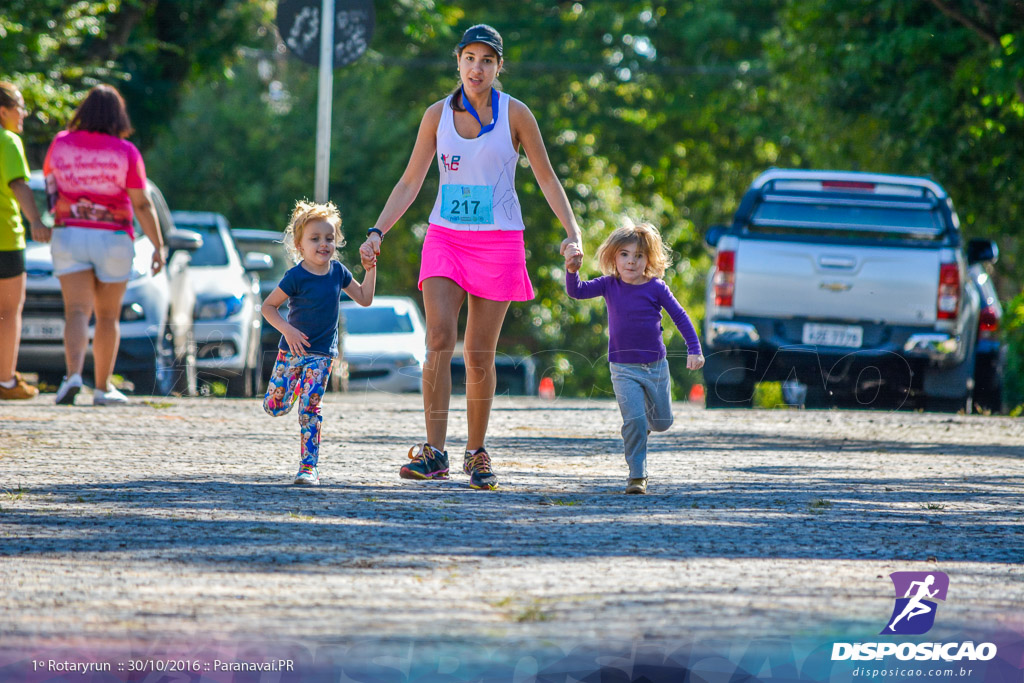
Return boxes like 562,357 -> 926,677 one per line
688,384 -> 706,403
539,377 -> 556,400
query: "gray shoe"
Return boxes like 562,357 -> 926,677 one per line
625,478 -> 648,495
55,374 -> 83,405
93,385 -> 128,406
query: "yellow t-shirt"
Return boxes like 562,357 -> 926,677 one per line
0,129 -> 30,251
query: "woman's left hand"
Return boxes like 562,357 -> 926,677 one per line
687,354 -> 705,371
560,238 -> 583,271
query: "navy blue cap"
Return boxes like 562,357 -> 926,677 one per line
458,24 -> 503,57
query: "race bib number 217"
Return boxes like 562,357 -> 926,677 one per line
440,184 -> 493,224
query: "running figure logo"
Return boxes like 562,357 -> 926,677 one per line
881,571 -> 949,635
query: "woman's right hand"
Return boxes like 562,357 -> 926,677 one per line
359,233 -> 382,268
150,246 -> 166,275
30,221 -> 51,244
282,325 -> 310,356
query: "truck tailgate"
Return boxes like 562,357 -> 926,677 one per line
733,240 -> 939,325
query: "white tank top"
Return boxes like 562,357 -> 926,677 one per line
427,90 -> 526,232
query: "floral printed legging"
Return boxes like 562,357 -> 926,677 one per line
263,350 -> 334,467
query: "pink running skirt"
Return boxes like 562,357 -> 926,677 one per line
418,224 -> 535,301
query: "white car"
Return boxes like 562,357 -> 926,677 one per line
170,211 -> 268,397
340,296 -> 426,393
19,171 -> 201,396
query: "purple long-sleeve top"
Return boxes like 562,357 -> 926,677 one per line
566,272 -> 702,364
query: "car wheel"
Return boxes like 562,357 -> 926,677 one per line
226,365 -> 255,398
261,348 -> 280,381
879,384 -> 912,411
226,328 -> 262,398
802,384 -> 832,410
327,359 -> 349,393
171,328 -> 197,397
973,360 -> 1003,414
973,383 -> 1003,414
926,394 -> 974,414
130,324 -> 177,397
250,347 -> 265,395
705,376 -> 755,409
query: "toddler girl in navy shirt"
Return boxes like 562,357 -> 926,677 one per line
565,222 -> 704,494
261,201 -> 376,485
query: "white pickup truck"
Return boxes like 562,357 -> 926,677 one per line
703,169 -> 999,412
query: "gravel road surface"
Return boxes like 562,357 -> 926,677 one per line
1,391 -> 1021,662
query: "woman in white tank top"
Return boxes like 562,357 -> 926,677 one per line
360,24 -> 584,491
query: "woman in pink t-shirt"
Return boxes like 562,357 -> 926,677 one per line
42,85 -> 165,406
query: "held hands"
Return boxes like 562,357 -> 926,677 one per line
687,354 -> 706,371
359,244 -> 377,271
560,238 -> 583,273
359,232 -> 382,270
282,324 -> 310,356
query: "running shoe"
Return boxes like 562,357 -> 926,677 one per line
55,374 -> 83,405
463,447 -> 498,490
400,443 -> 450,480
293,464 -> 320,486
93,385 -> 128,406
625,477 -> 648,495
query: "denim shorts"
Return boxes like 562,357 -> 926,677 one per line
51,227 -> 135,283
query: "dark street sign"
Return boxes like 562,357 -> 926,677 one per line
277,0 -> 375,68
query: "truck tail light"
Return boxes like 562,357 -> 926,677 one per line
937,262 -> 960,320
821,180 -> 876,191
978,305 -> 999,339
713,250 -> 736,307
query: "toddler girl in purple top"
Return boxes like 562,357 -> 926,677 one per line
565,222 -> 705,494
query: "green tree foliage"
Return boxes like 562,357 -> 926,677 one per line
1,0 -> 276,158
1004,291 -> 1024,414
770,0 -> 1024,296
13,1 -> 1020,402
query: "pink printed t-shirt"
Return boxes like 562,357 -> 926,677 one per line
43,130 -> 146,239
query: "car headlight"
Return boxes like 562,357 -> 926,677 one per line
120,302 -> 146,322
392,355 -> 420,368
195,295 -> 244,320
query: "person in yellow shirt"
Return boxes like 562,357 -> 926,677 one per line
0,82 -> 48,400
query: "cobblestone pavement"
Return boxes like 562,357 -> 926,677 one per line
1,391 -> 1022,652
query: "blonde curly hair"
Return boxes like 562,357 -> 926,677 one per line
595,221 -> 671,279
282,200 -> 345,264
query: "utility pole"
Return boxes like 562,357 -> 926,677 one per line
314,0 -> 334,203
278,0 -> 374,203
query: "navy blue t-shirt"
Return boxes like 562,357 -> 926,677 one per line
277,260 -> 353,357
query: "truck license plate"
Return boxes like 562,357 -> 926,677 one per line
22,318 -> 65,341
802,323 -> 863,348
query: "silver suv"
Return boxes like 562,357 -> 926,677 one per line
170,211 -> 267,397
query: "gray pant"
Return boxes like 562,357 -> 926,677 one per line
609,358 -> 674,479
